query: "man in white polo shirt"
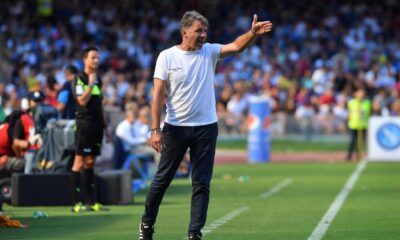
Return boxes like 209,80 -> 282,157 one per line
140,10 -> 273,240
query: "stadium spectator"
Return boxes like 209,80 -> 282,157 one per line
0,0 -> 399,135
390,98 -> 400,116
27,91 -> 59,134
0,83 -> 9,113
140,10 -> 272,240
0,109 -> 36,158
332,96 -> 349,134
371,87 -> 390,116
295,101 -> 315,140
226,80 -> 250,133
116,105 -> 158,163
43,74 -> 60,108
57,65 -> 78,119
311,63 -> 335,96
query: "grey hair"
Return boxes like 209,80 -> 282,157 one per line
180,10 -> 208,30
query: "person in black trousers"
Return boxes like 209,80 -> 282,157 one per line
139,10 -> 273,240
70,46 -> 109,212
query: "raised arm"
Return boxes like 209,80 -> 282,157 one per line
77,73 -> 97,107
220,14 -> 273,58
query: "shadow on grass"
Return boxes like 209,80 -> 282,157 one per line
137,182 -> 193,197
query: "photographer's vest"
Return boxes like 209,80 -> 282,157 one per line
347,99 -> 371,130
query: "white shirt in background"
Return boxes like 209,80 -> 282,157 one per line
116,119 -> 150,152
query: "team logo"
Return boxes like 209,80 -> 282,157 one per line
248,115 -> 271,130
376,123 -> 400,150
247,115 -> 260,130
263,117 -> 271,129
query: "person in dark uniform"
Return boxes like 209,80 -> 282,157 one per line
70,46 -> 108,212
57,65 -> 78,119
27,90 -> 59,135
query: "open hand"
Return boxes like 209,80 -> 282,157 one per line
251,14 -> 273,35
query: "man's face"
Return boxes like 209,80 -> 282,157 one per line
83,50 -> 99,70
355,90 -> 365,100
183,20 -> 207,50
29,99 -> 38,109
126,111 -> 136,124
139,110 -> 149,124
64,70 -> 75,81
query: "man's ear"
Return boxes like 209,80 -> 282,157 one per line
181,28 -> 186,39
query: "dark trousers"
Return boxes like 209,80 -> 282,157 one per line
347,129 -> 366,160
142,122 -> 218,235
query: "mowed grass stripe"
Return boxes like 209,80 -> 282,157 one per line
202,206 -> 249,236
324,162 -> 400,240
3,162 -> 396,240
308,160 -> 367,240
201,163 -> 357,240
199,178 -> 293,238
259,178 -> 292,198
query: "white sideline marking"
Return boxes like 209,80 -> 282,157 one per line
184,178 -> 292,239
308,160 -> 368,240
259,178 -> 292,198
201,206 -> 249,237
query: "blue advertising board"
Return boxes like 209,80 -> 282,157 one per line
247,97 -> 271,163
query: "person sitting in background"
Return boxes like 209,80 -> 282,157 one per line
226,81 -> 250,133
57,65 -> 78,119
389,98 -> 400,116
44,75 -> 61,108
0,121 -> 18,157
0,111 -> 35,228
0,109 -> 36,158
115,106 -> 159,164
294,101 -> 316,140
27,91 -> 59,134
371,87 -> 390,116
332,96 -> 349,134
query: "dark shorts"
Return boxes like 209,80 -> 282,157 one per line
75,119 -> 103,156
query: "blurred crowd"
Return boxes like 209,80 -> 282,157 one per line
0,0 -> 399,134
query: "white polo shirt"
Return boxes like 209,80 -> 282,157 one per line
154,43 -> 223,126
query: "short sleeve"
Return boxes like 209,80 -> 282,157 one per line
153,52 -> 168,81
71,78 -> 79,98
207,43 -> 223,63
57,90 -> 69,104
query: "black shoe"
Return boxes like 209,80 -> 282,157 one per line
189,234 -> 202,240
139,222 -> 154,240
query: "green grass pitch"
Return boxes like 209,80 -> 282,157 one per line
1,162 -> 399,239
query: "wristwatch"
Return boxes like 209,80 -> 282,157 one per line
150,127 -> 162,135
88,82 -> 96,88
